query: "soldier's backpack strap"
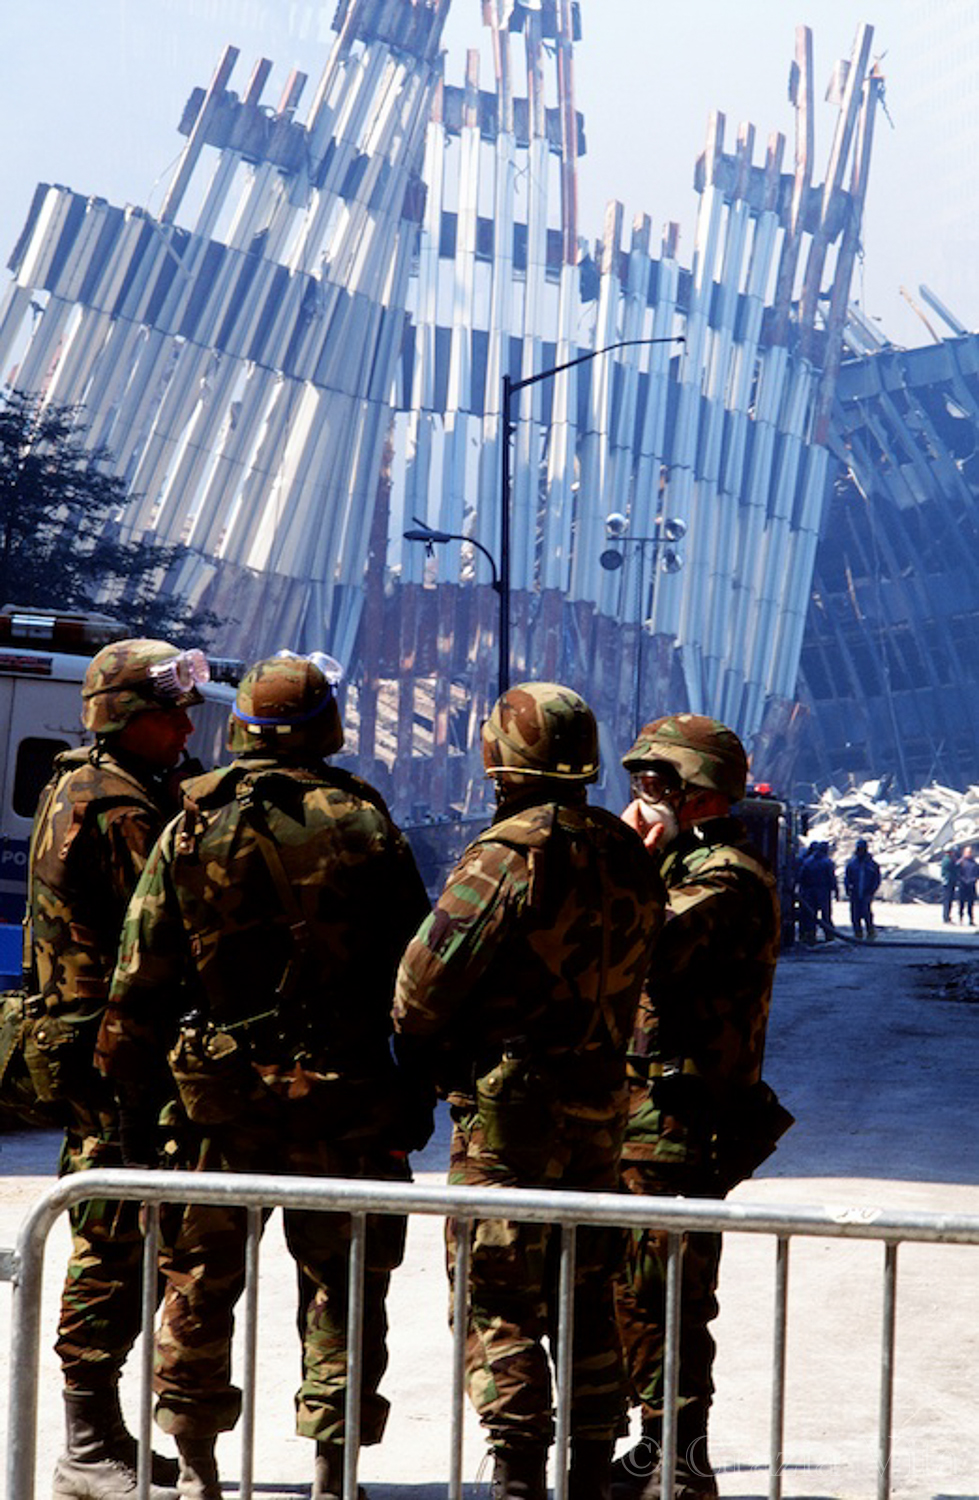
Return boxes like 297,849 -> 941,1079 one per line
474,804 -> 624,1055
234,777 -> 310,1005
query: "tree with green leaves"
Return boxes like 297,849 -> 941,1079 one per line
0,387 -> 215,641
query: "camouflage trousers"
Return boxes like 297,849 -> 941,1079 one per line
614,1157 -> 723,1420
56,1093 -> 175,1392
153,1106 -> 408,1445
446,1095 -> 629,1450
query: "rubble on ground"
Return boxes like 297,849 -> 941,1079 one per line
803,781 -> 979,901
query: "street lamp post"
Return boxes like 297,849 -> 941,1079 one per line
500,335 -> 683,696
405,335 -> 683,705
600,512 -> 686,736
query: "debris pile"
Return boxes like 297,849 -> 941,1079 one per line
804,781 -> 979,901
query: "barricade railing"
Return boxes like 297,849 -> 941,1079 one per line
5,1168 -> 979,1500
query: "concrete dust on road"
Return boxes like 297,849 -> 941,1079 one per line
1,903 -> 978,1498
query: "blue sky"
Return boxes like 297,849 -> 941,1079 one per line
0,1 -> 969,350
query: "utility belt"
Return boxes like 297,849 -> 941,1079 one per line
623,1053 -> 795,1192
167,1009 -> 388,1133
472,1038 -> 622,1106
625,1055 -> 702,1084
470,1033 -> 626,1178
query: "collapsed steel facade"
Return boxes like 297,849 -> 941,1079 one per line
0,3 -> 895,816
795,328 -> 979,797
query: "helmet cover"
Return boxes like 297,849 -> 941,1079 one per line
227,653 -> 343,757
482,681 -> 599,784
622,713 -> 748,803
81,639 -> 205,736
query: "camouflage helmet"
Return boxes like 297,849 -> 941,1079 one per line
622,713 -> 748,803
227,652 -> 343,757
482,681 -> 599,784
82,639 -> 207,736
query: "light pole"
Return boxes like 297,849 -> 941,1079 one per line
600,511 -> 686,736
500,335 -> 683,696
405,336 -> 684,706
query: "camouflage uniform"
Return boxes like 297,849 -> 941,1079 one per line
99,656 -> 430,1460
393,684 -> 665,1471
31,741 -> 183,1388
29,639 -> 208,1500
612,716 -> 781,1495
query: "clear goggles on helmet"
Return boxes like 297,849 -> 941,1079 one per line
629,765 -> 683,805
274,649 -> 344,687
147,648 -> 210,700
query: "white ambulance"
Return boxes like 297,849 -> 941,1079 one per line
0,607 -> 239,984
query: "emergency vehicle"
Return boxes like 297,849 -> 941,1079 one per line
734,781 -> 807,948
0,607 -> 239,984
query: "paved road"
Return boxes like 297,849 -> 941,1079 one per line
1,901 -> 977,1498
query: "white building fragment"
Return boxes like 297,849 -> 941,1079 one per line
0,2 -> 885,818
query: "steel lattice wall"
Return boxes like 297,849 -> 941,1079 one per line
0,2 -> 885,817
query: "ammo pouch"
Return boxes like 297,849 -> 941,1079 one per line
713,1079 -> 795,1192
475,1049 -> 560,1176
0,989 -> 67,1127
168,1021 -> 257,1126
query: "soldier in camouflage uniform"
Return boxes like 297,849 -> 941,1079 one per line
98,653 -> 430,1500
30,638 -> 208,1500
610,715 -> 785,1500
393,682 -> 665,1500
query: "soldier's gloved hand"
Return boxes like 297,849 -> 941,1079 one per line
392,1035 -> 438,1153
117,1106 -> 159,1169
399,1088 -> 436,1154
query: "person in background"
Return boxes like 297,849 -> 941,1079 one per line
940,847 -> 960,924
394,682 -> 665,1500
31,638 -> 209,1500
844,838 -> 882,941
811,842 -> 838,939
795,843 -> 820,945
98,652 -> 431,1500
612,715 -> 787,1500
957,844 -> 978,926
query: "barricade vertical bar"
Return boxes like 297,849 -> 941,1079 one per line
878,1242 -> 898,1500
239,1207 -> 262,1500
661,1231 -> 683,1500
343,1212 -> 367,1500
768,1235 -> 790,1500
137,1203 -> 161,1500
553,1223 -> 577,1500
9,1199 -> 55,1500
449,1220 -> 472,1500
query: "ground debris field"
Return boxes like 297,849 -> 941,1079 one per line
1,901 -> 978,1499
915,959 -> 979,1006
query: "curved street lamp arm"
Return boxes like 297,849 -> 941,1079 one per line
404,518 -> 500,591
509,334 -> 685,395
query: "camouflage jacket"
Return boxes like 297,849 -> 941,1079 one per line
98,757 -> 430,1090
29,743 -> 178,1024
623,815 -> 779,1160
393,795 -> 665,1102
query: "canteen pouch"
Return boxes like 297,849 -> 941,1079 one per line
475,1045 -> 560,1176
22,1004 -> 96,1105
168,1019 -> 256,1125
0,990 -> 65,1126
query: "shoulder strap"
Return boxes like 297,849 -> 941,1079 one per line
234,778 -> 309,1003
479,806 -> 625,1056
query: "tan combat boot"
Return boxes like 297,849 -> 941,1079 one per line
53,1389 -> 178,1500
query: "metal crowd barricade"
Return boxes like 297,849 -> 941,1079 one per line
5,1168 -> 979,1500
